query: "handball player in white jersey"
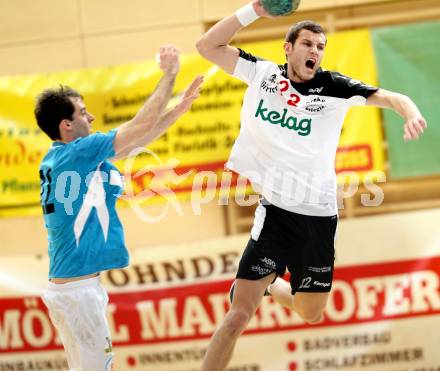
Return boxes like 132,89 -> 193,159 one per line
196,1 -> 427,370
35,46 -> 203,370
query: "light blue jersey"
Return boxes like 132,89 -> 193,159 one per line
39,130 -> 129,278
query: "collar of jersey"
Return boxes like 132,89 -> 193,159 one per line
281,63 -> 324,95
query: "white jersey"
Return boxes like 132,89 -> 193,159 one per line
226,49 -> 378,216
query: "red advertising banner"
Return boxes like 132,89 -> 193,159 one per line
1,209 -> 440,370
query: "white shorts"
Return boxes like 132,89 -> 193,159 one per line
42,276 -> 114,371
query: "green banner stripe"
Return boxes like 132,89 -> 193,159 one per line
372,21 -> 440,179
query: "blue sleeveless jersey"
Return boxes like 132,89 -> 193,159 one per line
39,130 -> 129,278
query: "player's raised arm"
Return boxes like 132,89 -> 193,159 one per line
113,45 -> 179,157
367,88 -> 427,141
114,75 -> 204,159
196,1 -> 271,73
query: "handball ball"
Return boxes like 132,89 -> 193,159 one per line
261,0 -> 301,16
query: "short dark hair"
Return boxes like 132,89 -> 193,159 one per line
34,85 -> 82,140
285,20 -> 326,46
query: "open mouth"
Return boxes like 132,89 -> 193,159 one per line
305,59 -> 316,70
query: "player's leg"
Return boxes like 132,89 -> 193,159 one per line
42,287 -> 82,371
201,274 -> 276,371
74,280 -> 114,371
45,277 -> 114,371
268,211 -> 337,324
291,291 -> 329,323
201,200 -> 287,371
292,213 -> 337,322
268,278 -> 329,323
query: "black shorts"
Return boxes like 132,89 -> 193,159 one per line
236,200 -> 337,294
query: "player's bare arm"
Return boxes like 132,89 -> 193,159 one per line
196,1 -> 273,74
367,88 -> 427,141
141,75 -> 203,143
115,75 -> 204,158
195,14 -> 241,73
113,45 -> 179,157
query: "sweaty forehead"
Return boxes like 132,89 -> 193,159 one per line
297,29 -> 326,44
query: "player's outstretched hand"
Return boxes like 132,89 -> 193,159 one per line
403,116 -> 427,141
157,45 -> 180,76
174,75 -> 204,115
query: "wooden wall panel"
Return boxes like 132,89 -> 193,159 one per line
201,0 -> 412,22
201,0 -> 247,21
0,216 -> 48,255
335,0 -> 399,6
83,24 -> 203,67
120,202 -> 226,249
80,0 -> 201,33
0,0 -> 81,44
300,0 -> 338,11
0,40 -> 84,76
0,201 -> 226,255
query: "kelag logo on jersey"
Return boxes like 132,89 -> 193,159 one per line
255,99 -> 312,136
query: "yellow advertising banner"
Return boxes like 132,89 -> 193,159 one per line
0,29 -> 384,217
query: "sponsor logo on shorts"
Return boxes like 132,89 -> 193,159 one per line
313,280 -> 331,288
260,257 -> 276,269
251,265 -> 273,276
308,266 -> 332,273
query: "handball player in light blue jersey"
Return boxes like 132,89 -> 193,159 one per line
35,45 -> 203,370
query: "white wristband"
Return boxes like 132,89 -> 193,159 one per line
235,3 -> 260,27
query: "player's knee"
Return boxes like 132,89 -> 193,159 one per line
301,307 -> 324,324
304,312 -> 323,324
223,309 -> 251,335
